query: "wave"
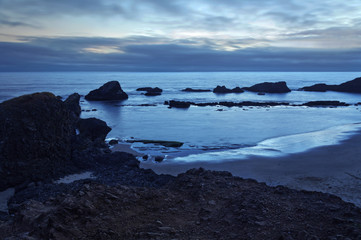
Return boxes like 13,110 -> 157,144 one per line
172,122 -> 361,163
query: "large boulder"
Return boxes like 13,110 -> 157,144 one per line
77,118 -> 111,142
0,93 -> 79,190
85,81 -> 128,101
300,77 -> 361,93
242,81 -> 291,93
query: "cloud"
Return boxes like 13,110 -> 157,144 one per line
0,36 -> 360,72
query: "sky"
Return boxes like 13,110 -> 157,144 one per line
0,0 -> 361,71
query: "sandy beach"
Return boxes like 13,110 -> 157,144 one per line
131,131 -> 361,207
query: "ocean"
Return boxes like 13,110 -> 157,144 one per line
1,71 -> 361,163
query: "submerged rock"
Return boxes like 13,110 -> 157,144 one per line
242,81 -> 291,93
300,77 -> 361,93
168,100 -> 191,108
85,81 -> 128,101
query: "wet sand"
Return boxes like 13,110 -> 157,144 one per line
139,131 -> 361,207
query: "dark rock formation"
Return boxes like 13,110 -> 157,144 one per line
108,139 -> 119,145
213,85 -> 244,94
302,101 -> 349,107
127,139 -> 184,148
145,91 -> 162,96
243,81 -> 291,93
137,87 -> 162,96
181,88 -> 211,92
77,118 -> 111,142
0,93 -> 78,191
85,81 -> 128,101
64,93 -> 81,123
231,87 -> 244,93
168,100 -> 191,108
166,100 -> 289,108
2,169 -> 361,239
300,77 -> 361,93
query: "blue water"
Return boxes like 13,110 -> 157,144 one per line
0,71 -> 361,162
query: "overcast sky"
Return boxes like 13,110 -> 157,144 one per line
1,0 -> 361,71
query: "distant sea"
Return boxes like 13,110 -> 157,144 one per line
1,71 -> 361,162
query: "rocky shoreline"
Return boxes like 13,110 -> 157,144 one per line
1,83 -> 361,239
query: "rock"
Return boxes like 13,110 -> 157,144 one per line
126,140 -> 184,148
300,77 -> 361,93
108,139 -> 119,145
77,118 -> 111,142
0,93 -> 78,191
85,81 -> 128,101
145,92 -> 162,96
213,86 -> 244,94
137,87 -> 162,96
154,156 -> 164,162
64,93 -> 81,119
168,100 -> 191,108
181,88 -> 211,92
213,85 -> 233,93
242,81 -> 291,93
136,87 -> 162,92
302,101 -> 349,107
231,87 -> 244,93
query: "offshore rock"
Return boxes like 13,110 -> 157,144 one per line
137,87 -> 162,96
242,81 -> 291,93
213,85 -> 244,94
301,77 -> 361,93
181,88 -> 211,92
0,93 -> 77,191
85,81 -> 128,101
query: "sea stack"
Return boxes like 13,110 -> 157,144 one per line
85,81 -> 128,101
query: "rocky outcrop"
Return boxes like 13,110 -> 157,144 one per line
213,85 -> 244,94
2,169 -> 361,240
85,81 -> 128,101
0,93 -> 78,191
300,77 -> 361,93
137,87 -> 163,96
242,81 -> 291,93
165,100 -> 290,108
181,88 -> 211,92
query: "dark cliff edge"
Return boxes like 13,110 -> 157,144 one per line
0,92 -> 361,239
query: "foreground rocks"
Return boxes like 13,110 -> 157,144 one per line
301,77 -> 361,93
0,93 -> 79,191
2,168 -> 361,239
85,81 -> 128,101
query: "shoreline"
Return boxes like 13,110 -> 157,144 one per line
138,129 -> 361,207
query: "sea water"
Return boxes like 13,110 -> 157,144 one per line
0,71 -> 361,162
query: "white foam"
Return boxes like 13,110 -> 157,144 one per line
173,123 -> 361,163
0,188 -> 14,213
54,171 -> 95,184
